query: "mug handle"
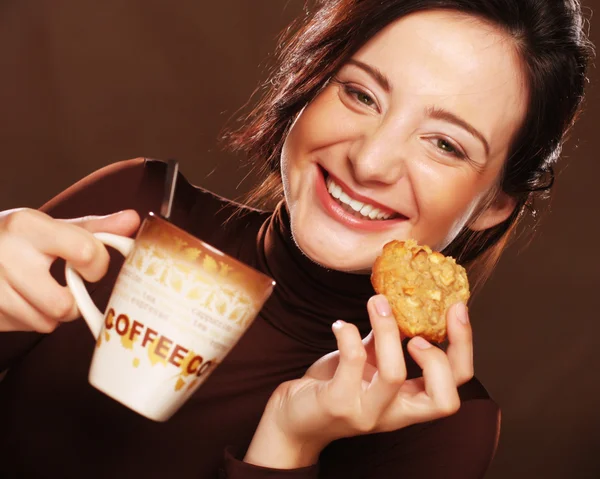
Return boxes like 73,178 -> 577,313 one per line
65,233 -> 135,339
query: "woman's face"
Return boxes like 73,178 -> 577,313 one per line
281,10 -> 527,272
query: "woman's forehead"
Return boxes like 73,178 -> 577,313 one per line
349,9 -> 528,156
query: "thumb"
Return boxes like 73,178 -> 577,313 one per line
64,209 -> 141,237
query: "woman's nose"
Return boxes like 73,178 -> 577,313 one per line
347,121 -> 407,186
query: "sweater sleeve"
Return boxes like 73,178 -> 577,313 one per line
0,157 -> 165,373
219,448 -> 319,479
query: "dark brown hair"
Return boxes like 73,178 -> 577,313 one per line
223,0 -> 592,289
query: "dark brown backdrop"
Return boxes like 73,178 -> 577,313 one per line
0,1 -> 598,477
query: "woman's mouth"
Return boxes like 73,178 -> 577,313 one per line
314,165 -> 408,232
326,176 -> 396,220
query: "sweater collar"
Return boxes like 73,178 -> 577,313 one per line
256,201 -> 374,351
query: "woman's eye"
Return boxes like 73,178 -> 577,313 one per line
355,91 -> 375,107
345,86 -> 376,108
435,138 -> 464,158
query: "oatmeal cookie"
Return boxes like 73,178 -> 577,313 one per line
371,240 -> 470,343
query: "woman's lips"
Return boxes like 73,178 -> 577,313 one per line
314,165 -> 408,232
326,171 -> 398,216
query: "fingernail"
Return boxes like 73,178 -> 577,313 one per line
412,336 -> 432,350
332,320 -> 345,331
456,303 -> 469,325
373,295 -> 392,317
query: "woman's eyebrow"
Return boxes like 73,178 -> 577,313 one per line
427,106 -> 490,156
346,59 -> 392,93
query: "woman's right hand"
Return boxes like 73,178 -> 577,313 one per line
0,208 -> 140,333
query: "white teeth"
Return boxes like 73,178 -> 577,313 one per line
325,175 -> 393,220
332,184 -> 342,199
360,204 -> 373,216
339,191 -> 352,204
326,178 -> 341,199
349,199 -> 364,212
327,179 -> 342,199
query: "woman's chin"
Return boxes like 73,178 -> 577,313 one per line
292,233 -> 374,274
306,252 -> 373,274
288,198 -> 379,273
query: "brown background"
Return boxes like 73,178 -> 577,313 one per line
0,1 -> 598,477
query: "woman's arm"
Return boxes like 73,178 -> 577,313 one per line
215,298 -> 484,478
218,397 -> 498,478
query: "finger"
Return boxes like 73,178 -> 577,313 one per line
364,296 -> 407,411
67,209 -> 140,236
305,350 -> 340,380
362,329 -> 376,365
329,321 -> 367,397
360,330 -> 378,383
407,337 -> 460,419
1,241 -> 79,321
361,297 -> 403,382
306,348 -> 378,383
369,296 -> 405,380
3,209 -> 111,282
0,279 -> 60,333
446,302 -> 474,386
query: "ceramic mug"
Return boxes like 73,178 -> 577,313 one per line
65,212 -> 275,421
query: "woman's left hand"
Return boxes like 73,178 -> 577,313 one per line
244,295 -> 473,469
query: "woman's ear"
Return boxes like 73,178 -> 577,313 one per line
469,191 -> 517,231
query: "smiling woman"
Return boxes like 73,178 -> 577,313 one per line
277,10 -> 526,273
0,0 -> 593,478
228,0 -> 592,289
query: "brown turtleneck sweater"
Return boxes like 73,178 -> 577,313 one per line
0,158 -> 499,478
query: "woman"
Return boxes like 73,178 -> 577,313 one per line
0,0 -> 591,477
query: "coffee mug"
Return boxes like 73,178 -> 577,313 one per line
65,213 -> 275,422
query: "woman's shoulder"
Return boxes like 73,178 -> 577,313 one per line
458,375 -> 493,402
39,157 -> 269,268
41,157 -> 151,217
427,370 -> 499,437
399,348 -> 500,465
42,158 -> 270,234
321,376 -> 499,477
143,159 -> 270,246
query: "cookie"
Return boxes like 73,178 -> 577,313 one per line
371,240 -> 470,343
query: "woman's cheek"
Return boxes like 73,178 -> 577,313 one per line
281,128 -> 308,200
436,197 -> 482,250
410,168 -> 479,248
